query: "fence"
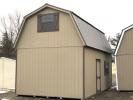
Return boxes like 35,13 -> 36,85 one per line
0,57 -> 16,90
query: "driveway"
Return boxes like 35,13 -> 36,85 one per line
1,89 -> 133,100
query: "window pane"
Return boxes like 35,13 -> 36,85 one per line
41,22 -> 56,31
41,14 -> 55,23
37,13 -> 59,32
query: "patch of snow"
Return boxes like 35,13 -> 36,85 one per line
0,90 -> 8,94
1,98 -> 10,100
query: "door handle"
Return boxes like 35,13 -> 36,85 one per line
97,76 -> 101,79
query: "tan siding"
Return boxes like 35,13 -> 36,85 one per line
118,28 -> 133,55
116,28 -> 133,90
116,55 -> 133,90
16,47 -> 83,98
84,48 -> 112,98
17,8 -> 83,48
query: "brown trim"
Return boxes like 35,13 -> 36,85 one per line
82,47 -> 85,100
96,59 -> 101,93
37,14 -> 41,32
37,13 -> 59,32
15,50 -> 17,93
55,13 -> 59,31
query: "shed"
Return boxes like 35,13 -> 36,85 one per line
115,24 -> 133,91
15,4 -> 112,99
0,57 -> 16,90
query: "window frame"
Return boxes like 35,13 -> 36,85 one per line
37,13 -> 59,32
104,61 -> 109,76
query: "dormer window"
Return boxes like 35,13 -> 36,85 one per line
37,13 -> 59,32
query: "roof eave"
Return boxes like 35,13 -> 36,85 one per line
84,45 -> 112,54
114,24 -> 133,55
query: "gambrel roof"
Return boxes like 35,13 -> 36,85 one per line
115,24 -> 133,55
14,3 -> 112,54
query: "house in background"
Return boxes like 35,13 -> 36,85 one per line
14,4 -> 112,100
115,25 -> 133,91
0,57 -> 16,90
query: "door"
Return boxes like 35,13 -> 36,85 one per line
96,59 -> 101,93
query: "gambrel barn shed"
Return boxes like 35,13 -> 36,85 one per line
14,4 -> 112,100
115,25 -> 133,91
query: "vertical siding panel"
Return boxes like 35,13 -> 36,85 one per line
117,55 -> 133,90
17,47 -> 83,98
118,28 -> 133,55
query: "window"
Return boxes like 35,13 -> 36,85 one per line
37,13 -> 59,32
104,61 -> 109,76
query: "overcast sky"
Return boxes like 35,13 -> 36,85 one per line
0,0 -> 133,37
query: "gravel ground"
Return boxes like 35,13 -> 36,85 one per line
0,89 -> 133,100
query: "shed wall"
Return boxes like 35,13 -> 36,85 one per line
17,47 -> 83,98
17,8 -> 83,49
116,28 -> 133,90
116,55 -> 133,90
84,48 -> 112,98
117,28 -> 133,55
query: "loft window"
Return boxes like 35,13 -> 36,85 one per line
37,13 -> 59,32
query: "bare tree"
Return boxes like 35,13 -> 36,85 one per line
108,33 -> 121,53
110,33 -> 121,47
0,11 -> 22,58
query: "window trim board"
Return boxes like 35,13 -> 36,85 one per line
37,13 -> 59,32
